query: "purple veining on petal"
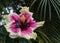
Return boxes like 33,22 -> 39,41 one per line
9,13 -> 20,22
22,27 -> 32,35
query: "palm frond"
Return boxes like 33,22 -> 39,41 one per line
29,0 -> 60,21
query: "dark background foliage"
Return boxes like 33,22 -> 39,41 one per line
0,0 -> 60,43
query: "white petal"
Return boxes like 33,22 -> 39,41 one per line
3,15 -> 10,24
9,32 -> 18,38
29,12 -> 33,17
30,32 -> 37,40
4,22 -> 14,32
23,32 -> 37,40
37,21 -> 45,27
24,34 -> 31,40
18,30 -> 22,37
20,6 -> 33,17
4,24 -> 10,32
20,6 -> 29,12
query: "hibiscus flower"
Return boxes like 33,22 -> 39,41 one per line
4,7 -> 45,40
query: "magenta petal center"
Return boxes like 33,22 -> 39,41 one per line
15,20 -> 30,31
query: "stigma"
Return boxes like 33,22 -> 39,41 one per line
20,15 -> 26,23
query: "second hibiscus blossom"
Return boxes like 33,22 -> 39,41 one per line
4,7 -> 45,40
